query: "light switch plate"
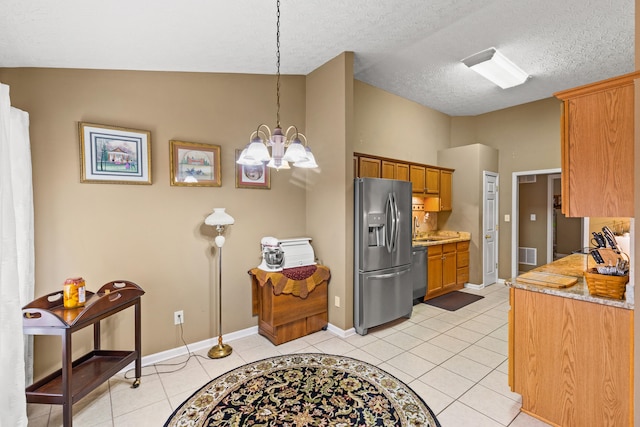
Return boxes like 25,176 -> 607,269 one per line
504,214 -> 510,222
530,213 -> 537,221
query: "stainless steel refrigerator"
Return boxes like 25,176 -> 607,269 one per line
354,177 -> 412,335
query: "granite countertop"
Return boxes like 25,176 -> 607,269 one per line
412,231 -> 471,247
506,253 -> 633,310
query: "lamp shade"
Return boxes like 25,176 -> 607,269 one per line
205,208 -> 235,226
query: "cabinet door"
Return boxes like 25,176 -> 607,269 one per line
439,170 -> 452,211
442,243 -> 457,288
512,288 -> 632,426
425,168 -> 440,194
555,72 -> 637,217
410,165 -> 425,193
396,163 -> 409,181
358,157 -> 381,178
456,241 -> 469,285
427,245 -> 443,297
381,160 -> 395,179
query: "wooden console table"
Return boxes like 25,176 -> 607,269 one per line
250,265 -> 330,345
22,280 -> 144,427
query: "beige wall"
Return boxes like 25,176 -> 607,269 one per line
438,144 -> 499,284
305,52 -> 354,329
3,61 -> 568,379
353,81 -> 451,164
0,68 -> 310,378
451,97 -> 562,278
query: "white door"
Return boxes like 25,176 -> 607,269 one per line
483,172 -> 499,286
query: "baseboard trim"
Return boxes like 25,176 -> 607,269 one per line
118,325 -> 258,373
327,323 -> 356,338
119,323 -> 350,373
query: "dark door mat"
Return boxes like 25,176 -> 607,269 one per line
422,291 -> 484,311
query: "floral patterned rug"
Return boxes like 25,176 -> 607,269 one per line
165,353 -> 441,427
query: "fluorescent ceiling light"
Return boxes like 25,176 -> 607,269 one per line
461,48 -> 529,89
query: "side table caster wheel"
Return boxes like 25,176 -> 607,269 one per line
322,325 -> 328,331
131,378 -> 141,389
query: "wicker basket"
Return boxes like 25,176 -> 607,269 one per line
584,268 -> 629,299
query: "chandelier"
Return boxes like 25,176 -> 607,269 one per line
236,0 -> 318,171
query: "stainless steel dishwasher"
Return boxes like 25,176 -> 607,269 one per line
411,245 -> 427,302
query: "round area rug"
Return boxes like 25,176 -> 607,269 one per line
165,353 -> 441,427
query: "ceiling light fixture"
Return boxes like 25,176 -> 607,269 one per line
236,0 -> 318,171
461,47 -> 529,89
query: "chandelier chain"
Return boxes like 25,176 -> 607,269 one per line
276,0 -> 281,128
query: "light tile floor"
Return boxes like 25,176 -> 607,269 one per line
27,284 -> 552,427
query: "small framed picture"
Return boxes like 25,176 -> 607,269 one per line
235,149 -> 270,189
79,122 -> 152,184
169,140 -> 221,187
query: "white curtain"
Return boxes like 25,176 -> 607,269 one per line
0,83 -> 34,427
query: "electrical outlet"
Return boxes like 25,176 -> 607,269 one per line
174,310 -> 184,325
334,296 -> 340,307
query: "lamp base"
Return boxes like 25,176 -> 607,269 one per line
208,343 -> 232,359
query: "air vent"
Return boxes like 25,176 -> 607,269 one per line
518,247 -> 537,265
518,175 -> 536,184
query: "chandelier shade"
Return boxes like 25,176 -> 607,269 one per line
236,0 -> 318,171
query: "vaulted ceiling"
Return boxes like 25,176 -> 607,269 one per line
0,0 -> 634,116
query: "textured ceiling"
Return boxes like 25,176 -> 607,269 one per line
0,0 -> 634,116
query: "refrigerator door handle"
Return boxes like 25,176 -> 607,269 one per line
367,269 -> 410,280
385,193 -> 395,253
391,192 -> 399,252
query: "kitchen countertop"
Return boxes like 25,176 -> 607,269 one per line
506,253 -> 633,310
412,231 -> 471,247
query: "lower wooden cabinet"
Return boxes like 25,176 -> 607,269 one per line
509,288 -> 633,426
456,241 -> 469,285
425,242 -> 464,299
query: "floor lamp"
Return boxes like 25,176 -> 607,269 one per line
204,208 -> 234,359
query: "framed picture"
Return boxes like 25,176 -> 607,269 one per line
169,140 -> 221,187
79,122 -> 152,184
235,149 -> 270,189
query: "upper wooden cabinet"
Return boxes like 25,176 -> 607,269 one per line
424,169 -> 452,212
381,160 -> 409,181
439,170 -> 452,211
554,71 -> 638,217
358,156 -> 381,178
354,154 -> 453,202
410,165 -> 425,192
425,168 -> 440,194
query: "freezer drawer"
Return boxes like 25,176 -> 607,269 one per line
354,265 -> 412,335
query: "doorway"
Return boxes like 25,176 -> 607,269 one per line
511,169 -> 584,278
547,174 -> 582,262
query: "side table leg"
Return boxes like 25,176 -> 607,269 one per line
62,329 -> 73,427
132,299 -> 142,388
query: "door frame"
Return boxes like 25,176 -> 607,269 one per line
547,174 -> 561,263
511,168 -> 561,279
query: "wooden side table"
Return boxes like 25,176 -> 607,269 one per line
22,280 -> 144,427
250,265 -> 330,345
